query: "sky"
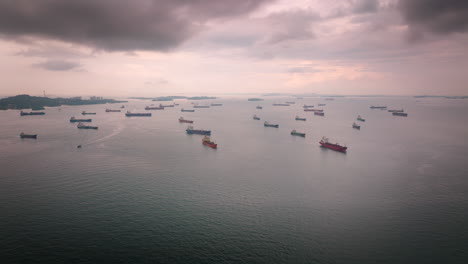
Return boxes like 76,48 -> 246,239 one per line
0,0 -> 467,97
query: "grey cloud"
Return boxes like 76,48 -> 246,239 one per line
266,9 -> 320,44
352,0 -> 379,14
33,60 -> 82,71
0,0 -> 272,52
399,0 -> 468,39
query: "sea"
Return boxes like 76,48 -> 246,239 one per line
0,97 -> 467,263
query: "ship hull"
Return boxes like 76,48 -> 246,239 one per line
20,134 -> 37,139
20,112 -> 45,116
125,113 -> 151,117
202,141 -> 217,149
264,124 -> 279,128
179,119 -> 193,123
392,112 -> 408,117
320,142 -> 347,153
186,130 -> 211,135
70,119 -> 92,122
291,132 -> 305,137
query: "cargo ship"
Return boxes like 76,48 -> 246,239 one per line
181,109 -> 195,112
125,111 -> 151,117
20,111 -> 45,116
179,117 -> 194,123
70,117 -> 92,122
370,106 -> 387,109
145,105 -> 164,110
357,115 -> 365,122
388,109 -> 404,113
295,116 -> 306,121
352,122 -> 360,130
77,123 -> 98,129
202,136 -> 217,149
186,126 -> 211,135
256,106 -> 263,109
303,105 -> 314,108
106,109 -> 121,112
264,121 -> 279,128
20,132 -> 37,139
193,105 -> 210,108
304,109 -> 323,112
272,103 -> 290,106
291,130 -> 306,137
314,112 -> 325,116
253,115 -> 260,120
392,112 -> 408,117
319,137 -> 347,153
82,111 -> 96,115
318,103 -> 326,106
211,103 -> 223,106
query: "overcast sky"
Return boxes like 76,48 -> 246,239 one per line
0,0 -> 467,97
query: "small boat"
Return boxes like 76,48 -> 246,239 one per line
193,105 -> 210,108
314,112 -> 325,116
256,106 -> 263,109
290,130 -> 305,137
70,117 -> 92,122
264,121 -> 279,128
181,109 -> 195,112
106,109 -> 121,112
273,103 -> 290,106
186,126 -> 211,135
120,105 -> 125,108
125,111 -> 152,117
357,115 -> 365,122
179,117 -> 194,123
318,103 -> 326,106
295,116 -> 306,121
77,145 -> 82,148
370,106 -> 387,109
388,109 -> 404,113
319,136 -> 347,153
82,111 -> 96,115
253,115 -> 260,120
211,103 -> 223,106
145,105 -> 164,110
392,112 -> 408,117
77,123 -> 98,129
20,111 -> 45,116
20,132 -> 37,139
303,105 -> 314,108
202,136 -> 217,149
352,122 -> 360,130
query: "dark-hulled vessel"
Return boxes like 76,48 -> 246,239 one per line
319,137 -> 347,153
253,115 -> 260,120
303,105 -> 314,108
186,125 -> 211,135
20,111 -> 45,116
295,116 -> 306,121
202,136 -> 217,149
125,111 -> 151,117
314,111 -> 325,116
256,106 -> 263,109
370,106 -> 387,109
82,111 -> 96,115
181,109 -> 195,112
291,130 -> 306,137
179,117 -> 194,123
272,103 -> 290,106
20,132 -> 37,139
352,122 -> 360,130
392,112 -> 408,117
264,121 -> 279,128
145,105 -> 164,110
77,123 -> 98,129
211,103 -> 223,106
193,105 -> 210,108
106,109 -> 121,112
70,116 -> 92,122
357,115 -> 365,122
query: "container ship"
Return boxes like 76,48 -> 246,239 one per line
145,105 -> 164,110
295,116 -> 306,121
181,109 -> 195,112
186,126 -> 211,135
20,132 -> 37,139
357,115 -> 365,122
125,111 -> 151,117
77,123 -> 98,129
319,137 -> 347,153
370,106 -> 387,109
20,111 -> 45,116
272,103 -> 290,106
202,136 -> 217,149
253,115 -> 260,120
179,117 -> 194,123
70,117 -> 92,122
256,106 -> 263,109
392,112 -> 408,117
264,121 -> 279,128
291,130 -> 306,137
352,122 -> 360,130
314,112 -> 325,116
106,109 -> 121,112
82,111 -> 96,115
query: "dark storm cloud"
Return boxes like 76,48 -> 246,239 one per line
0,0 -> 272,51
399,0 -> 468,38
33,60 -> 82,71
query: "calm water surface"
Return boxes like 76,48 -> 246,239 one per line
1,97 -> 467,263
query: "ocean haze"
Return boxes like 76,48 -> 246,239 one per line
1,97 -> 467,263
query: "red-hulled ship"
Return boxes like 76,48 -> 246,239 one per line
179,117 -> 194,123
319,137 -> 347,153
202,136 -> 217,149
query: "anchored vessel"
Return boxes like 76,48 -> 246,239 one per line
82,111 -> 96,115
253,115 -> 260,120
70,117 -> 92,122
264,121 -> 279,128
357,115 -> 365,122
304,109 -> 323,112
202,136 -> 217,149
186,126 -> 211,135
352,122 -> 361,130
319,137 -> 347,153
211,103 -> 223,106
272,103 -> 290,106
295,116 -> 306,121
77,123 -> 98,129
193,105 -> 210,108
291,130 -> 306,137
392,112 -> 408,117
370,106 -> 387,109
106,109 -> 121,112
285,102 -> 295,104
303,105 -> 314,108
145,105 -> 164,110
20,111 -> 45,116
318,103 -> 326,106
178,117 -> 194,123
314,111 -> 325,116
256,106 -> 263,109
125,111 -> 151,117
181,109 -> 195,112
388,109 -> 404,113
20,132 -> 37,139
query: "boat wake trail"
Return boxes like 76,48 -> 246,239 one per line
83,122 -> 125,147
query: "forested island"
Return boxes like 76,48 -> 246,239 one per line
0,94 -> 127,110
130,96 -> 217,101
